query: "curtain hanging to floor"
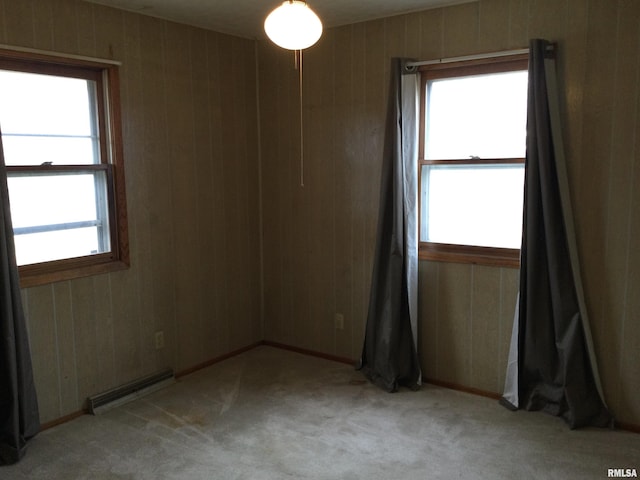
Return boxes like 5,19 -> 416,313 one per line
0,130 -> 40,465
501,39 -> 613,429
358,58 -> 421,392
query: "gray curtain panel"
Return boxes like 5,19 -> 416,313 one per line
358,58 -> 421,392
501,39 -> 613,429
0,131 -> 40,465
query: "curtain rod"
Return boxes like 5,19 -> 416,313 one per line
405,44 -> 557,71
405,48 -> 529,70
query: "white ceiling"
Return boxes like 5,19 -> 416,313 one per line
83,0 -> 477,40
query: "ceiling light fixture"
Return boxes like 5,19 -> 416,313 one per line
264,1 -> 323,51
264,1 -> 323,187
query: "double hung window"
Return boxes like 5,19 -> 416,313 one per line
418,55 -> 528,267
0,49 -> 129,286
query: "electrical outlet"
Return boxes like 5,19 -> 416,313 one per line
155,331 -> 165,350
334,313 -> 344,330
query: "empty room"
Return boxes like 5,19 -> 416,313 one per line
1,0 -> 639,478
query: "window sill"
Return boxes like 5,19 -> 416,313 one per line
19,255 -> 129,288
419,242 -> 520,268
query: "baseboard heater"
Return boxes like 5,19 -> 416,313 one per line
87,368 -> 175,415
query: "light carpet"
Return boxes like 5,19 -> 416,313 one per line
3,346 -> 638,479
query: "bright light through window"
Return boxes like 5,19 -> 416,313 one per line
425,71 -> 528,160
0,68 -> 109,266
7,172 -> 110,265
0,70 -> 98,166
0,48 -> 128,287
419,57 -> 528,258
422,165 -> 524,248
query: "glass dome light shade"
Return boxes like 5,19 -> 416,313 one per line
264,1 -> 323,50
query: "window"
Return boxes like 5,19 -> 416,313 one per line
0,48 -> 129,287
418,54 -> 528,267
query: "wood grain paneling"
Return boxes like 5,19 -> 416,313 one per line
418,262 -> 439,379
605,0 -> 640,424
2,0 -> 37,47
24,286 -> 60,422
443,2 -> 480,57
6,0 -> 639,428
470,265 -> 501,392
478,0 -> 511,52
259,0 -> 640,426
578,0 -> 620,416
6,0 -> 261,424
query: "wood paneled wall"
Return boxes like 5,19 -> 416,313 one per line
2,0 -> 638,429
258,0 -> 640,426
0,0 -> 262,423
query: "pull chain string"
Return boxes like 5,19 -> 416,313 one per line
299,48 -> 304,187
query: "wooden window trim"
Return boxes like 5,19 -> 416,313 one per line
418,54 -> 527,268
419,242 -> 520,268
0,48 -> 129,288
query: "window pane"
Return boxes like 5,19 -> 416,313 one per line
0,70 -> 94,135
425,71 -> 527,160
421,164 -> 524,249
0,69 -> 99,166
14,228 -> 103,265
2,135 -> 96,166
7,172 -> 110,265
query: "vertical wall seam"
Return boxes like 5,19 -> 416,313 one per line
29,0 -> 36,50
617,7 -> 640,408
601,3 -> 621,317
187,28 -> 204,361
68,281 -> 79,411
435,263 -> 440,378
0,0 -> 6,43
160,19 -> 178,367
204,31 -> 221,353
468,265 -> 474,386
601,4 -> 622,401
254,38 -> 266,342
131,13 -> 146,376
220,37 -> 230,350
498,267 -> 504,391
349,23 -> 357,361
51,284 -> 62,418
331,33 -> 337,356
608,0 -> 623,404
107,274 -> 116,387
